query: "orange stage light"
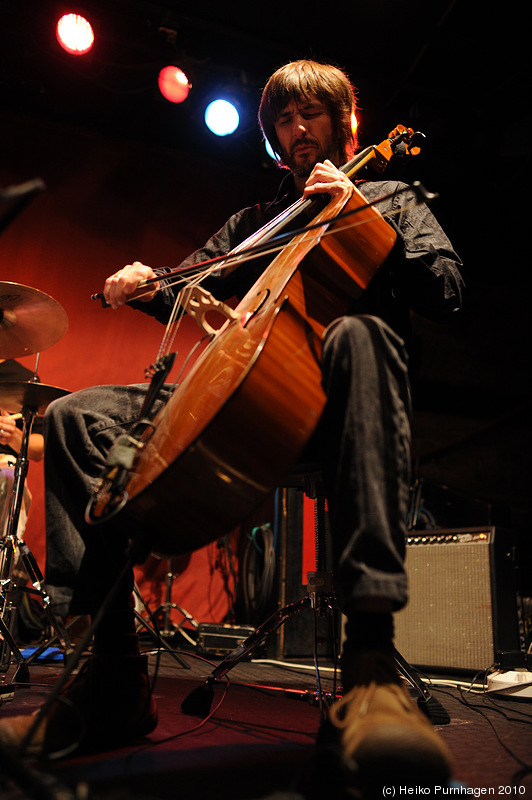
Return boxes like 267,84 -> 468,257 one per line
158,66 -> 190,104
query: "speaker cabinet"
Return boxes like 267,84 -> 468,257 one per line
394,527 -> 520,673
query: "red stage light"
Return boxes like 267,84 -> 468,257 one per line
56,13 -> 95,56
158,66 -> 190,104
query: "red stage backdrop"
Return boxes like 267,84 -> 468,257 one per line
1,109 -> 278,627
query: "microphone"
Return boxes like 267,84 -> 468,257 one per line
85,433 -> 141,524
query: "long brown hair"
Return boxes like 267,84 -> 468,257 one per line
258,60 -> 358,165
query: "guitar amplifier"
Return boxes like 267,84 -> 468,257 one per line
394,527 -> 520,673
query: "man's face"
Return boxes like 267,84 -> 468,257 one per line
273,96 -> 340,179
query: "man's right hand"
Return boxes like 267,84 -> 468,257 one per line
103,262 -> 160,309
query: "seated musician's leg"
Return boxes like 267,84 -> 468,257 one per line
318,315 -> 451,789
44,383 -> 151,621
0,384 -> 166,756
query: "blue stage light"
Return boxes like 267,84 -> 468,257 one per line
204,99 -> 240,136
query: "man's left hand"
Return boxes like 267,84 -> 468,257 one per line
303,159 -> 353,201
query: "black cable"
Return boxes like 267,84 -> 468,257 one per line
217,535 -> 238,623
241,525 -> 276,624
442,684 -> 532,775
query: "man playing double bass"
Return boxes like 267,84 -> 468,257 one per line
0,60 -> 464,793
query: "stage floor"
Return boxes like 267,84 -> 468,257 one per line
1,645 -> 531,799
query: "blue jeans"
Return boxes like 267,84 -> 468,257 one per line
318,315 -> 411,615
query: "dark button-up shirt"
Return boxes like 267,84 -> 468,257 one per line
136,175 -> 464,347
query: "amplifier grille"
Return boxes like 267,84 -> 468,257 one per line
394,528 -> 519,673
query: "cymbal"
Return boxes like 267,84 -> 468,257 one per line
0,381 -> 69,415
0,281 -> 68,359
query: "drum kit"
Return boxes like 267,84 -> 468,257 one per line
0,280 -> 71,694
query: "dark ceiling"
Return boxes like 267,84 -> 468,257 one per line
1,2 -> 523,246
2,2 -> 523,249
0,1 -> 513,168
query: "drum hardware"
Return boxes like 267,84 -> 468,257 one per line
0,280 -> 72,695
137,557 -> 199,644
0,389 -> 73,696
132,577 -> 191,670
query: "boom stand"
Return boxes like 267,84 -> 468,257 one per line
0,406 -> 73,697
181,474 -> 341,720
182,474 -> 449,726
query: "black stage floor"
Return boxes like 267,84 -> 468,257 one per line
1,645 -> 532,800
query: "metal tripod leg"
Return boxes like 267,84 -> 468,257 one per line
1,534 -> 34,689
148,558 -> 199,644
303,482 -> 450,725
133,584 -> 190,669
1,534 -> 74,690
15,540 -> 73,662
0,599 -> 26,677
181,483 -> 340,718
181,577 -> 339,718
394,647 -> 450,725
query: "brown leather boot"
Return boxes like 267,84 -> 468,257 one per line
0,654 -> 158,759
327,651 -> 452,795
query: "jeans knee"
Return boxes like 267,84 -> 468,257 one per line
44,387 -> 101,437
323,314 -> 392,353
45,393 -> 73,428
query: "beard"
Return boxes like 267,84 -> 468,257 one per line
280,133 -> 340,179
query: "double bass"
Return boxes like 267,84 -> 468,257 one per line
89,126 -> 424,557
